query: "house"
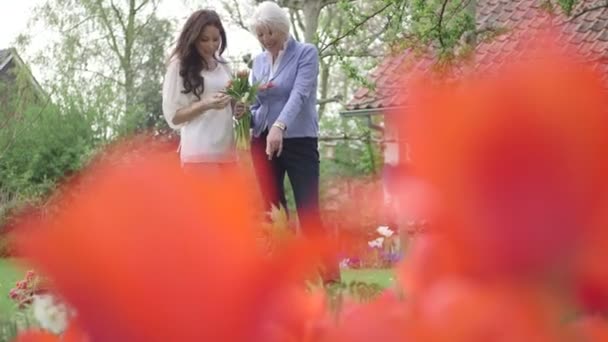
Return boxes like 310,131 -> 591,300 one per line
340,0 -> 608,232
0,47 -> 46,108
341,0 -> 608,160
341,1 -> 608,159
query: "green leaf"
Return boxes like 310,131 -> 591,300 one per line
558,0 -> 577,15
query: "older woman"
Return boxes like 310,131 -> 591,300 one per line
236,1 -> 338,282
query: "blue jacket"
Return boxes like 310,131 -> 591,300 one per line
250,36 -> 319,138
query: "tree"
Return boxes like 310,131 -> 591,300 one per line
0,0 -> 178,226
18,0 -> 175,139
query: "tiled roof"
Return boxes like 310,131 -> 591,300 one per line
344,0 -> 608,112
0,48 -> 14,72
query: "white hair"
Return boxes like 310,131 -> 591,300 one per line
250,1 -> 290,36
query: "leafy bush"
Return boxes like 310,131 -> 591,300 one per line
0,99 -> 100,231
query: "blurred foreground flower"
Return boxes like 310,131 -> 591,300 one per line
401,32 -> 608,281
328,28 -> 608,341
11,145 -> 331,341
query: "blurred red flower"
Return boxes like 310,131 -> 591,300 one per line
399,31 -> 608,280
12,145 -> 327,341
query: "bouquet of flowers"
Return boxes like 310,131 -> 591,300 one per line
224,70 -> 274,150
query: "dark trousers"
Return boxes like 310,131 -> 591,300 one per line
251,131 -> 322,236
251,131 -> 341,282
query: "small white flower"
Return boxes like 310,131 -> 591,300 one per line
33,294 -> 70,335
339,258 -> 350,269
368,237 -> 385,249
376,225 -> 394,238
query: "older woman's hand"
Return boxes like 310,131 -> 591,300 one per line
265,125 -> 284,159
234,101 -> 247,119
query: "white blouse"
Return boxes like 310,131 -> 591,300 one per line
268,39 -> 289,78
162,58 -> 235,163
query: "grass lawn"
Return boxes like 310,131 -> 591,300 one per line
341,268 -> 395,289
0,259 -> 394,320
0,259 -> 22,319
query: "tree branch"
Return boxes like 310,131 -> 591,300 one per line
321,50 -> 382,58
320,0 -> 357,7
67,67 -> 125,86
233,0 -> 250,31
134,0 -> 151,13
95,0 -> 125,65
318,132 -> 369,141
395,0 -> 408,26
135,0 -> 161,36
60,15 -> 96,35
110,0 -> 128,35
569,1 -> 608,21
263,0 -> 353,10
436,0 -> 450,48
221,0 -> 250,32
446,0 -> 473,22
317,4 -> 342,53
319,2 -> 393,53
317,94 -> 343,105
320,21 -> 394,59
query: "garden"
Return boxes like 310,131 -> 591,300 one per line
2,0 -> 608,341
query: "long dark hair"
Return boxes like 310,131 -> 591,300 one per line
170,10 -> 227,100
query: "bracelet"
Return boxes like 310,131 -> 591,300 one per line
272,122 -> 286,131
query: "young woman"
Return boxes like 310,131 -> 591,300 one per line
162,9 -> 237,167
